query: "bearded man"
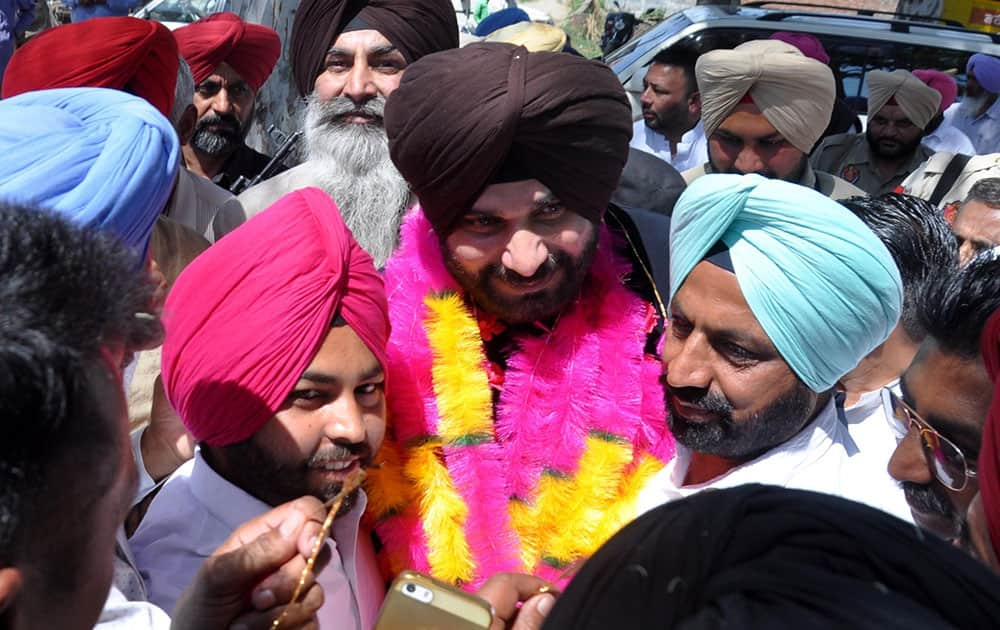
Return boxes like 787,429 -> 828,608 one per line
944,53 -> 1000,155
812,70 -> 938,196
236,0 -> 457,267
174,13 -> 282,191
129,188 -> 390,629
366,43 -> 674,591
685,39 -> 862,199
637,174 -> 910,522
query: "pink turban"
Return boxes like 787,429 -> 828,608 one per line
913,69 -> 958,113
161,187 -> 389,446
769,31 -> 830,65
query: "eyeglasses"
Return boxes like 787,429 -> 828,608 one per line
888,392 -> 978,492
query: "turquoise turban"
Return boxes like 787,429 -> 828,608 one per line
669,174 -> 903,392
0,87 -> 179,263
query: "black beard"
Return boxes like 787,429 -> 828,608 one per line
443,230 -> 599,325
666,379 -> 816,460
191,112 -> 243,157
900,480 -> 959,530
866,128 -> 922,159
207,439 -> 371,512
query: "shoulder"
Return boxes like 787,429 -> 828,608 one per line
236,164 -> 316,217
814,170 -> 866,200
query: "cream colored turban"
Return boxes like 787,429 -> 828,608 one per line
696,40 -> 835,153
866,69 -> 942,131
485,22 -> 567,52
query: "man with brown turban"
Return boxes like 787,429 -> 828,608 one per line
237,0 -> 458,268
686,39 -> 862,199
813,69 -> 939,196
174,13 -> 282,191
367,43 -> 674,619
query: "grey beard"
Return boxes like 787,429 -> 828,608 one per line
191,128 -> 236,156
959,93 -> 990,118
302,94 -> 411,267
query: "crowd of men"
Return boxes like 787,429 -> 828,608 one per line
2,0 -> 1000,628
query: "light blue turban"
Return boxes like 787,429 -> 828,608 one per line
0,87 -> 179,263
669,174 -> 903,392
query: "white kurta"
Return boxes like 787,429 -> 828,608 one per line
129,450 -> 385,629
922,123 -> 977,156
944,100 -> 1000,155
630,119 -> 708,173
637,398 -> 913,522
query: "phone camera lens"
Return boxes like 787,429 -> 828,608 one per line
405,583 -> 416,593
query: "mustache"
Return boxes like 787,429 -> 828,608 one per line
901,480 -> 956,520
306,443 -> 372,467
667,384 -> 734,416
309,95 -> 386,127
197,112 -> 242,135
490,252 -> 562,287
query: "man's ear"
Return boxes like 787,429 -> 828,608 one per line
0,567 -> 24,619
177,105 -> 198,146
689,90 -> 702,117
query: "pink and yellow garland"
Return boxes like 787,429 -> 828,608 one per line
365,209 -> 674,589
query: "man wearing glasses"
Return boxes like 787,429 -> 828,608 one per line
888,248 -> 1000,544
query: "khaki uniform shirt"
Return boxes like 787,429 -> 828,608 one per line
810,132 -> 934,197
682,161 -> 865,200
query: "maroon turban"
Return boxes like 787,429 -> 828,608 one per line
1,17 -> 179,117
161,188 -> 390,447
289,0 -> 458,96
978,308 -> 1000,563
385,43 -> 632,233
174,13 -> 281,93
913,69 -> 958,113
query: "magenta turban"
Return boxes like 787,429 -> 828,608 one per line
913,69 -> 958,113
161,187 -> 389,446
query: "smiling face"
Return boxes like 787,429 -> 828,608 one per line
708,104 -> 807,181
442,179 -> 598,325
203,324 -> 386,511
663,261 -> 823,461
313,29 -> 406,106
888,341 -> 993,541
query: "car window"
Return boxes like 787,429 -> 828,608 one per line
619,25 -> 974,118
139,0 -> 227,23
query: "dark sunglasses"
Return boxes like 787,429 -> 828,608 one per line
887,391 -> 978,492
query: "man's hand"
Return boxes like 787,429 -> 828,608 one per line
477,573 -> 557,630
171,497 -> 331,630
140,375 -> 196,482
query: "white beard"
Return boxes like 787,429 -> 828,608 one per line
301,94 -> 412,268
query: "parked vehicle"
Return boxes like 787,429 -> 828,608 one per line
132,0 -> 229,29
608,2 -> 1000,120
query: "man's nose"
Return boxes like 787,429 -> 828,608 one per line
734,146 -> 765,174
662,332 -> 713,391
212,88 -> 233,114
342,64 -> 378,106
502,229 -> 549,278
321,400 -> 367,445
888,428 -> 934,484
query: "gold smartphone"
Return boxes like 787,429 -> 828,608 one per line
374,570 -> 493,630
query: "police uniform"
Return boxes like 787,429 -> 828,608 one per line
810,132 -> 934,197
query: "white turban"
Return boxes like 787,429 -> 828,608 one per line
696,40 -> 835,154
866,69 -> 942,131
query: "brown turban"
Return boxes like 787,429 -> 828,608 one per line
696,40 -> 835,154
289,0 -> 458,96
174,13 -> 281,93
866,69 -> 941,131
386,43 -> 631,232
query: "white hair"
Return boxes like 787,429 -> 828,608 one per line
300,94 -> 412,267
